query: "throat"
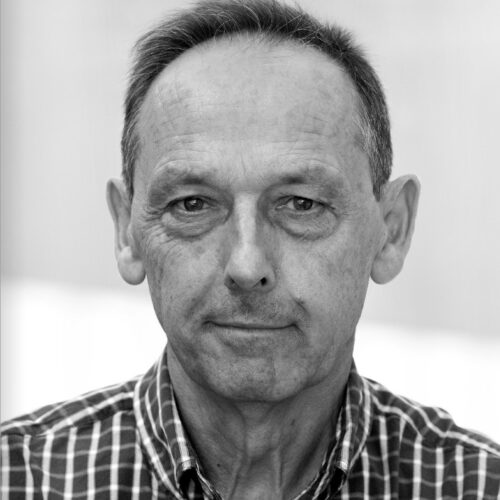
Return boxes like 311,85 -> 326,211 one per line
205,416 -> 334,500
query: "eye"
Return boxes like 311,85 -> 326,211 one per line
273,194 -> 336,239
160,193 -> 225,237
290,197 -> 314,211
176,197 -> 207,212
280,196 -> 321,212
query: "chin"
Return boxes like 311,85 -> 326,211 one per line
169,329 -> 338,403
200,358 -> 315,403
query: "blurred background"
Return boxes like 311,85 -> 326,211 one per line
1,0 -> 499,440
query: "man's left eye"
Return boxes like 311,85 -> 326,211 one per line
282,197 -> 320,211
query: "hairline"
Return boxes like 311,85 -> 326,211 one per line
122,1 -> 392,201
133,32 -> 370,181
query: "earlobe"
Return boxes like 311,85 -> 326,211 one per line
117,246 -> 146,285
371,175 -> 420,284
106,179 -> 145,285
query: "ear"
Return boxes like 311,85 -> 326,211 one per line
371,175 -> 420,284
106,179 -> 145,285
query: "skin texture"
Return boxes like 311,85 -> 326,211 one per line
108,36 -> 419,500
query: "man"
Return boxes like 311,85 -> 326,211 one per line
2,0 -> 499,498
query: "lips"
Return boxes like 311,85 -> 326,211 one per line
208,321 -> 292,330
204,320 -> 301,354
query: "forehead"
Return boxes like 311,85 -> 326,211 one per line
135,35 -> 368,191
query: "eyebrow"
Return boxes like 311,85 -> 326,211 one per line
147,163 -> 220,207
273,165 -> 347,186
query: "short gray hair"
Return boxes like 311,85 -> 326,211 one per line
122,0 -> 392,199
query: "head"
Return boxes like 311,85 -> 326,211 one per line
107,0 -> 419,402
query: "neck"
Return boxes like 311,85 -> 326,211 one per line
168,348 -> 351,500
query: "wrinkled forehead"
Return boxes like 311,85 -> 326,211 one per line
141,36 -> 360,130
134,35 -> 365,185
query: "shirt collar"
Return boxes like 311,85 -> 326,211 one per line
298,363 -> 374,498
322,364 -> 373,493
134,347 -> 373,498
134,348 -> 201,497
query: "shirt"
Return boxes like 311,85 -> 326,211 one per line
2,348 -> 500,499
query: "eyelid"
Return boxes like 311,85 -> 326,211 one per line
277,195 -> 325,209
168,195 -> 212,211
270,182 -> 336,203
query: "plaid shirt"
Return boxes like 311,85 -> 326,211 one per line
2,349 -> 500,499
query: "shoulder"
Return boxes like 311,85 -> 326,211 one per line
1,377 -> 140,439
361,376 -> 500,496
364,376 -> 500,453
1,377 -> 142,490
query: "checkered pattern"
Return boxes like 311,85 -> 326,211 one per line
2,349 -> 500,499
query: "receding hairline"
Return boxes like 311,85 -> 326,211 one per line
144,30 -> 358,88
134,32 -> 368,167
122,0 -> 392,200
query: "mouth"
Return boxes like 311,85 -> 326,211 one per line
204,320 -> 300,355
209,321 -> 292,331
205,320 -> 297,337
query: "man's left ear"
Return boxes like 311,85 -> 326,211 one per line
106,179 -> 146,285
371,175 -> 420,284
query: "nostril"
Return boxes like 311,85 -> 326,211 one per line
260,277 -> 267,286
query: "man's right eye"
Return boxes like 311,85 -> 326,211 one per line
165,197 -> 209,215
176,197 -> 206,212
161,195 -> 224,237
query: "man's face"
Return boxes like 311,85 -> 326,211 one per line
129,38 -> 385,402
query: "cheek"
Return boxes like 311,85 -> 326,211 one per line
142,228 -> 220,325
284,233 -> 374,327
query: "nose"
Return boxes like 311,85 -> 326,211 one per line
223,199 -> 276,292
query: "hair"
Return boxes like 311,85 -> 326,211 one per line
122,0 -> 392,200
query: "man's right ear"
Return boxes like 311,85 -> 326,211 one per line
106,179 -> 145,285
